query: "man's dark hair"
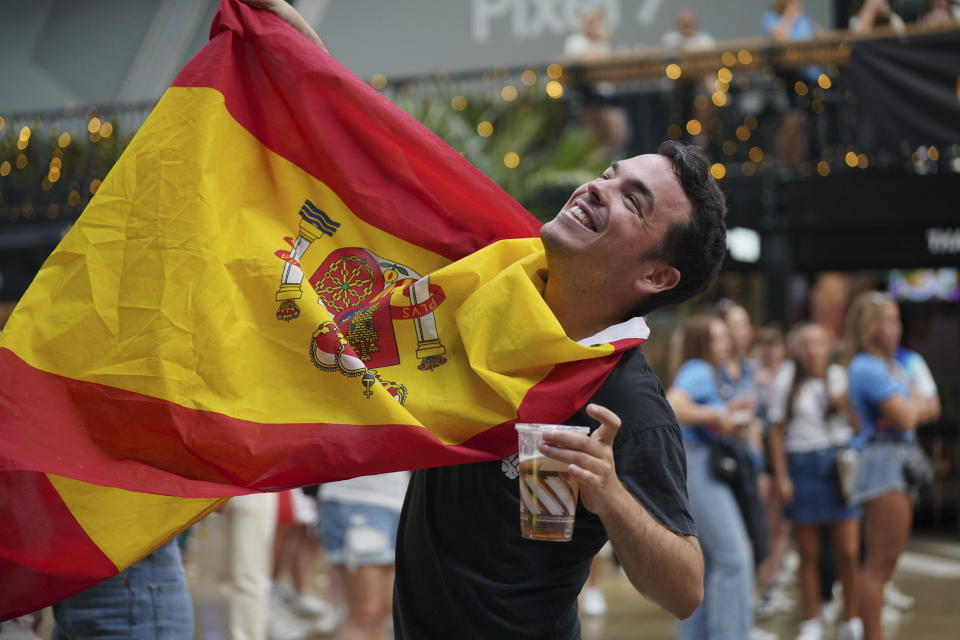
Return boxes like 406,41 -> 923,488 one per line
634,140 -> 727,316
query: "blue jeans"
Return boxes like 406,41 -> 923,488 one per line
53,539 -> 193,639
677,443 -> 754,640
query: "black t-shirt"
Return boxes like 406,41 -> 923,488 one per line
393,347 -> 697,639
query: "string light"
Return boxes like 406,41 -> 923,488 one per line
58,132 -> 71,147
737,50 -> 753,65
546,64 -> 563,80
817,74 -> 832,90
87,117 -> 101,134
503,152 -> 520,168
476,121 -> 494,137
0,161 -> 10,177
370,74 -> 387,89
711,92 -> 727,107
717,68 -> 733,84
817,161 -> 831,176
685,119 -> 702,136
736,125 -> 751,141
665,64 -> 682,80
521,70 -> 537,86
710,163 -> 726,179
748,147 -> 764,163
844,151 -> 858,167
545,80 -> 563,99
500,85 -> 518,101
89,178 -> 102,194
721,52 -> 737,67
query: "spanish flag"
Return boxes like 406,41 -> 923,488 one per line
0,0 -> 646,618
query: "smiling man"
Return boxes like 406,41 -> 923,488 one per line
394,142 -> 727,638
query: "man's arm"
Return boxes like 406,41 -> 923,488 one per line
541,404 -> 704,619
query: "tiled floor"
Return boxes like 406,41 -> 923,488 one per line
582,537 -> 960,640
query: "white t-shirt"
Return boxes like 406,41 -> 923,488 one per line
661,30 -> 716,52
320,471 -> 410,512
769,362 -> 853,453
849,13 -> 906,32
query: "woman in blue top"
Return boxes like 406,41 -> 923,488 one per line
845,292 -> 939,640
667,313 -> 758,640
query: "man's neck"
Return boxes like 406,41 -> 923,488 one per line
542,274 -> 632,342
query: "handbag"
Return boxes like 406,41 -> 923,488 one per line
708,438 -> 739,485
834,446 -> 859,503
902,446 -> 935,491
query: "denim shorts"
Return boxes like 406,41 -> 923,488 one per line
784,448 -> 861,524
319,501 -> 400,567
52,539 -> 193,639
850,441 -> 914,504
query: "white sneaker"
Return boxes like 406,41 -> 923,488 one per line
581,587 -> 607,617
289,592 -> 332,618
881,604 -> 902,627
268,604 -> 310,640
884,582 -> 914,610
795,618 -> 824,640
820,595 -> 842,627
838,617 -> 864,640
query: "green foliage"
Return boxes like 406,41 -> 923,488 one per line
388,83 -> 607,221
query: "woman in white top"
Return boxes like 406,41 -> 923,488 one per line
318,472 -> 409,640
768,323 -> 862,640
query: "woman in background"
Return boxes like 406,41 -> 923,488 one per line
768,323 -> 862,640
845,292 -> 939,640
668,313 -> 765,640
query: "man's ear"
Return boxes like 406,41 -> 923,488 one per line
633,263 -> 681,295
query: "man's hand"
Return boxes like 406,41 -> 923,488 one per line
541,402 -> 704,619
239,0 -> 329,53
539,403 -> 628,517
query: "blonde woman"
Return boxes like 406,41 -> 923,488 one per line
845,292 -> 939,640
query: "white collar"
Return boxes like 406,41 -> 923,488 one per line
577,316 -> 650,347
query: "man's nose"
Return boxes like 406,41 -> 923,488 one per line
586,180 -> 608,206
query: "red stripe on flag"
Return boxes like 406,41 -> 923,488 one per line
172,0 -> 541,262
0,348 -> 504,497
0,470 -> 119,621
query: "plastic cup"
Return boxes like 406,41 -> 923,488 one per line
514,423 -> 590,542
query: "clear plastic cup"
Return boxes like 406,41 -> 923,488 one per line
514,423 -> 590,542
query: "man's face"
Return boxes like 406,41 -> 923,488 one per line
540,154 -> 691,297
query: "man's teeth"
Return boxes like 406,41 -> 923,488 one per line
570,204 -> 596,231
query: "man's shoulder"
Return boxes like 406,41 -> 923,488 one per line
591,347 -> 677,432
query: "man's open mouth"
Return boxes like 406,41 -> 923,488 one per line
569,203 -> 597,231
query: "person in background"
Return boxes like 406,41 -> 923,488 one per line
220,493 -> 279,640
845,292 -> 940,640
919,0 -> 960,25
752,325 -> 796,619
768,323 -> 862,640
52,538 -> 193,639
318,471 -> 409,640
563,6 -> 630,158
661,8 -> 717,51
849,0 -> 907,33
667,314 -> 773,640
762,0 -> 823,166
270,488 -> 337,640
661,8 -> 717,149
